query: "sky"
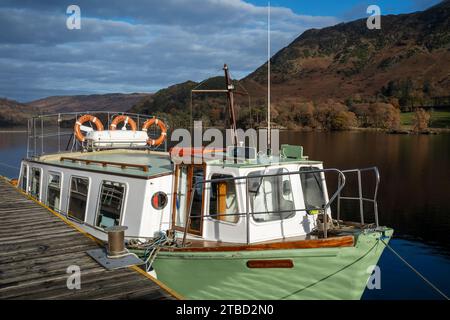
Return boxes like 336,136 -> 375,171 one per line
0,0 -> 442,102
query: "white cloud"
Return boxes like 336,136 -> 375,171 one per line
0,1 -> 340,101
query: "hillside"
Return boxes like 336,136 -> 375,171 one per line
0,98 -> 38,127
28,93 -> 151,113
244,0 -> 450,105
132,1 -> 450,130
0,93 -> 151,127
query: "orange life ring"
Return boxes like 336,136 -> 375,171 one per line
109,115 -> 137,131
74,114 -> 104,142
142,118 -> 167,146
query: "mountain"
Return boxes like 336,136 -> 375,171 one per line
243,0 -> 450,103
132,1 -> 450,130
0,98 -> 38,127
28,93 -> 151,113
0,93 -> 151,127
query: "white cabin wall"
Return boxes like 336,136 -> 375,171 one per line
138,174 -> 173,238
20,160 -> 165,241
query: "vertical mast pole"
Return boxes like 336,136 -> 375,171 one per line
224,64 -> 237,146
267,1 -> 271,154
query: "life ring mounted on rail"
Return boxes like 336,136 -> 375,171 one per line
142,118 -> 167,147
74,114 -> 104,142
109,115 -> 137,131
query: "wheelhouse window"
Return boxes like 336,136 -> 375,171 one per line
20,164 -> 28,192
68,177 -> 89,222
300,167 -> 326,212
96,181 -> 126,229
248,168 -> 295,222
209,174 -> 239,223
47,173 -> 61,211
30,168 -> 41,200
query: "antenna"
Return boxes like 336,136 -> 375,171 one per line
267,1 -> 271,154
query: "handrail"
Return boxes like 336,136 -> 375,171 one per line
181,168 -> 347,246
60,156 -> 149,172
337,167 -> 380,228
26,111 -> 169,158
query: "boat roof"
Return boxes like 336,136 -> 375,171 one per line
34,149 -> 173,179
30,148 -> 322,179
205,156 -> 322,168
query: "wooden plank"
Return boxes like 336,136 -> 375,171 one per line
0,179 -> 177,300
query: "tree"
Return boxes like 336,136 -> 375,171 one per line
412,108 -> 430,133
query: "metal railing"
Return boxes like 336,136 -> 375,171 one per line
26,111 -> 169,158
337,167 -> 380,228
181,168 -> 347,246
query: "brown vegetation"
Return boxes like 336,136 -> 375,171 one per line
412,108 -> 431,132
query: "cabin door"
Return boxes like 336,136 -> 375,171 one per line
173,164 -> 205,235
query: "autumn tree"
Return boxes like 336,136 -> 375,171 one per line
412,108 -> 431,133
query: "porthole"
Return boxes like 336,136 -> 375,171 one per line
151,191 -> 168,210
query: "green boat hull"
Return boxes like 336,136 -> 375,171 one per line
150,228 -> 393,300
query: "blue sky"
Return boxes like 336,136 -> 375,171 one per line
248,0 -> 441,18
0,0 -> 442,102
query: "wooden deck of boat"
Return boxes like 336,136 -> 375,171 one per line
0,179 -> 179,300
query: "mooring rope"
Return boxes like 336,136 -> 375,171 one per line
0,161 -> 19,170
381,239 -> 449,300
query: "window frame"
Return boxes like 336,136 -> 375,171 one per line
94,180 -> 127,230
30,167 -> 42,201
67,175 -> 90,223
207,173 -> 240,225
247,167 -> 297,224
299,165 -> 327,212
46,171 -> 62,212
20,164 -> 28,192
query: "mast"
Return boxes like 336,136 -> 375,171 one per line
191,64 -> 238,146
223,64 -> 237,146
267,1 -> 271,153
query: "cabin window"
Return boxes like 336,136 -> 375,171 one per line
209,174 -> 239,223
30,168 -> 41,200
248,168 -> 295,222
47,172 -> 61,211
299,167 -> 326,212
151,192 -> 168,210
96,181 -> 126,229
20,164 -> 28,192
68,176 -> 89,222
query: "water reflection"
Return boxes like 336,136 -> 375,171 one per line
280,131 -> 450,249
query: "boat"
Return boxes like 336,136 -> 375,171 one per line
15,66 -> 393,300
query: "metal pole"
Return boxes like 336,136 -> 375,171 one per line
182,186 -> 195,247
358,171 -> 364,225
267,1 -> 271,152
58,114 -> 61,153
26,119 -> 30,158
246,178 -> 250,245
33,118 -> 36,158
337,174 -> 341,227
41,117 -> 44,155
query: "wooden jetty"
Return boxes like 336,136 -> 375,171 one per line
0,178 -> 180,300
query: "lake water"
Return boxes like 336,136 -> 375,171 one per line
0,130 -> 449,299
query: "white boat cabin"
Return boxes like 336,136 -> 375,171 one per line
18,147 -> 331,244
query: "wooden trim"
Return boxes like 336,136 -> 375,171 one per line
162,235 -> 354,252
246,259 -> 294,268
60,157 -> 149,172
27,160 -> 172,180
171,164 -> 205,236
171,164 -> 180,231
